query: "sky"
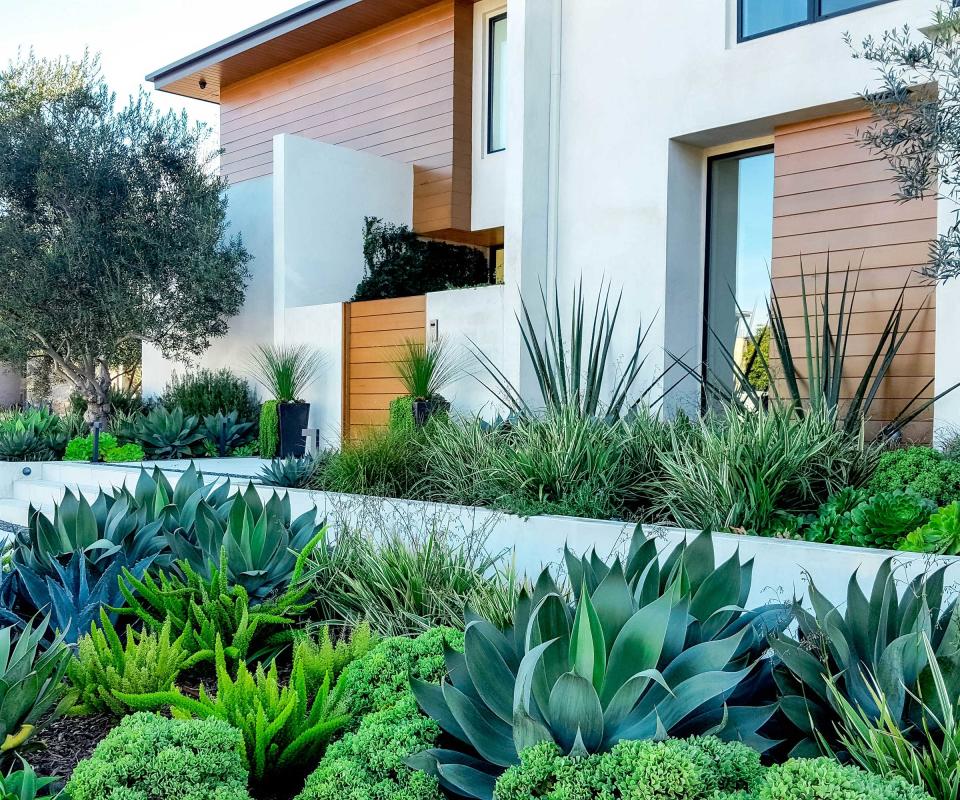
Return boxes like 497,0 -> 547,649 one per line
1,0 -> 296,134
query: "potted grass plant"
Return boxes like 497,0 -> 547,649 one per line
395,338 -> 462,426
250,344 -> 323,457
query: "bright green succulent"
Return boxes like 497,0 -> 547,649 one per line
130,406 -> 206,459
772,559 -> 960,756
848,491 -> 935,550
408,529 -> 789,800
900,501 -> 960,555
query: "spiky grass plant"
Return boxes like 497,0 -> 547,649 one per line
394,338 -> 462,400
250,343 -> 323,403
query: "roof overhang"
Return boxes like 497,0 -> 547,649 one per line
147,0 -> 443,103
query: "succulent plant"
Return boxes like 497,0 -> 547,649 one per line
166,484 -> 325,600
258,455 -> 320,489
130,406 -> 205,459
848,491 -> 935,550
407,529 -> 788,800
201,411 -> 256,454
771,558 -> 960,756
900,501 -> 960,555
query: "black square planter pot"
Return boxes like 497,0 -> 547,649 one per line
278,402 -> 310,458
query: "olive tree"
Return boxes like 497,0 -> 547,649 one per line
0,53 -> 250,424
848,2 -> 960,281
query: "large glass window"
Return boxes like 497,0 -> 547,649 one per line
704,149 -> 775,405
740,0 -> 897,41
487,13 -> 507,153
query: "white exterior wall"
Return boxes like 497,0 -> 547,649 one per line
283,302 -> 344,447
142,175 -> 274,399
426,284 -> 508,419
503,0 -> 937,409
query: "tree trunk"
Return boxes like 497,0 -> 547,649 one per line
83,362 -> 113,428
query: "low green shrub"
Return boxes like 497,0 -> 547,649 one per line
757,758 -> 929,800
67,611 -> 192,717
64,433 -> 144,463
297,629 -> 463,800
317,426 -> 425,499
870,447 -> 960,506
900,501 -> 960,554
66,712 -> 252,800
119,638 -> 351,789
162,368 -> 260,424
258,399 -> 279,459
388,395 -> 414,433
494,738 -> 763,800
102,442 -> 144,462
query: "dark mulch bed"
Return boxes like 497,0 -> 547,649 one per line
28,711 -> 116,784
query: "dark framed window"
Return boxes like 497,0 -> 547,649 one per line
739,0 -> 898,42
702,146 -> 775,410
487,13 -> 507,154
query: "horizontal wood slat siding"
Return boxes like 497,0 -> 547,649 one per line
343,295 -> 426,437
220,1 -> 472,233
771,112 -> 937,441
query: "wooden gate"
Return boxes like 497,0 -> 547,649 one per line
342,295 -> 426,439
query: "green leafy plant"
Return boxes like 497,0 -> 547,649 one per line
250,343 -> 323,403
0,618 -> 71,757
130,406 -> 205,459
494,737 -> 763,800
102,442 -> 144,462
162,368 -> 260,423
0,759 -> 61,800
757,758 -> 929,800
67,610 -> 193,717
258,399 -> 279,459
395,338 -> 461,401
354,216 -> 492,301
295,624 -> 377,683
800,487 -> 868,544
298,628 -> 463,800
409,529 -> 787,799
900,501 -> 960,554
848,491 -> 935,550
771,558 -> 960,757
165,484 -> 325,600
472,281 -> 660,419
119,638 -> 351,788
870,447 -> 960,506
259,455 -> 321,488
66,712 -> 253,800
201,410 -> 256,454
307,525 -> 516,636
64,433 -> 118,461
389,395 -> 415,434
120,558 -> 317,666
825,636 -> 959,800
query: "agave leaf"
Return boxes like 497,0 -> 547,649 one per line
547,671 -> 603,754
569,584 -> 606,690
590,561 -> 635,654
602,589 -> 673,705
441,681 -> 516,767
464,622 -> 516,724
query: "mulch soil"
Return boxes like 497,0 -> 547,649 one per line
28,711 -> 116,785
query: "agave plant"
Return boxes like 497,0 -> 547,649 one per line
201,410 -> 256,454
258,455 -> 320,489
166,484 -> 324,600
408,529 -> 788,800
0,617 -> 72,758
130,406 -> 205,459
771,558 -> 960,756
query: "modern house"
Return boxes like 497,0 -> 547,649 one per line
144,0 -> 955,443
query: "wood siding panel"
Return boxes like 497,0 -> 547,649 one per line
220,1 -> 472,234
342,296 -> 426,437
772,112 -> 937,441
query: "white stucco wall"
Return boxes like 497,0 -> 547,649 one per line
273,134 -> 414,338
0,366 -> 22,408
505,0 -> 937,412
426,284 -> 508,419
142,175 -> 274,398
282,302 -> 344,447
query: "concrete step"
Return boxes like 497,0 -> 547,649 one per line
12,478 -> 103,508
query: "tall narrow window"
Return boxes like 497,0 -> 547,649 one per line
704,149 -> 775,405
487,13 -> 507,153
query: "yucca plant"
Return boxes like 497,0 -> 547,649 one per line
471,281 -> 664,420
696,258 -> 958,439
67,610 -> 194,717
394,338 -> 462,401
771,558 -> 960,756
258,454 -> 321,489
166,484 -> 324,600
0,618 -> 72,759
118,637 -> 350,787
408,529 -> 787,800
824,636 -> 960,800
130,406 -> 205,459
250,343 -> 323,403
119,554 -> 316,665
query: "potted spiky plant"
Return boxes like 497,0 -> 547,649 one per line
250,344 -> 323,458
395,338 -> 461,426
